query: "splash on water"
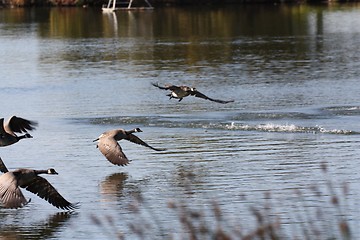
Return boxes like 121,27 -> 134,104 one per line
225,122 -> 354,135
83,116 -> 355,135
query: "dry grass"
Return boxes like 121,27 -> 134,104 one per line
90,162 -> 353,240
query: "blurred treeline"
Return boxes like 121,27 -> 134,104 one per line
0,0 -> 354,7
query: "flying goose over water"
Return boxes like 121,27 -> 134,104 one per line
152,82 -> 235,104
93,128 -> 165,166
0,116 -> 38,147
0,158 -> 77,210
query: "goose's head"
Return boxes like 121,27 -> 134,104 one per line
135,128 -> 143,133
184,86 -> 195,92
47,168 -> 58,175
24,133 -> 33,138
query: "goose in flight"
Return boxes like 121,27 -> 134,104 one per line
0,157 -> 78,210
93,128 -> 165,166
152,83 -> 234,104
0,116 -> 38,147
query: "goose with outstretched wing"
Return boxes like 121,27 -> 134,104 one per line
0,157 -> 78,210
0,116 -> 38,147
152,83 -> 234,104
93,128 -> 165,166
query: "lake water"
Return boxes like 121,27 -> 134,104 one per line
1,4 -> 360,239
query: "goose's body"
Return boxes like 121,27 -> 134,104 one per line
152,83 -> 234,104
93,128 -> 165,166
0,116 -> 37,147
0,158 -> 77,210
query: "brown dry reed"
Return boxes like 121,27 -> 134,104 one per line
90,162 -> 353,240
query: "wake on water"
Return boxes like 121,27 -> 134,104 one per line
225,122 -> 355,135
85,116 -> 355,135
82,105 -> 359,135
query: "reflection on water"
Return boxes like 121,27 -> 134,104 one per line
102,12 -> 118,37
0,212 -> 76,239
100,172 -> 128,201
1,3 -> 360,239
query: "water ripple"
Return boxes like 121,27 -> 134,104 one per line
73,114 -> 357,135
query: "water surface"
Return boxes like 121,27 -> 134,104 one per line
1,4 -> 360,239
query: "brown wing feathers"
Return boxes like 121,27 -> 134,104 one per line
24,177 -> 77,210
97,138 -> 130,166
126,134 -> 165,152
191,90 -> 235,104
6,116 -> 38,134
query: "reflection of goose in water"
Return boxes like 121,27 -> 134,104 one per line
100,172 -> 128,200
0,211 -> 75,239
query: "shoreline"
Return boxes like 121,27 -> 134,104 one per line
2,0 -> 359,8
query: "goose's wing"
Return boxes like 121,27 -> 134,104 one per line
5,116 -> 38,134
23,176 -> 78,210
0,172 -> 29,208
152,83 -> 179,91
97,137 -> 130,166
191,90 -> 235,104
0,118 -> 6,136
126,134 -> 166,151
0,157 -> 9,173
